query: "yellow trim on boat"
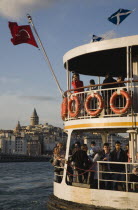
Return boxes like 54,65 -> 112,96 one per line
64,122 -> 138,129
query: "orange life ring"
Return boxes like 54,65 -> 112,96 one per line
85,93 -> 104,116
61,97 -> 68,120
68,96 -> 80,118
110,90 -> 131,114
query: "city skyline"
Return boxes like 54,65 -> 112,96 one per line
0,0 -> 138,129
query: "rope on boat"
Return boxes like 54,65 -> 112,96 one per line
66,162 -> 97,176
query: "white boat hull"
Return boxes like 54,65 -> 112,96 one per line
53,182 -> 138,210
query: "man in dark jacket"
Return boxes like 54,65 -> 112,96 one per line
110,141 -> 127,190
101,73 -> 117,114
71,144 -> 89,183
102,73 -> 117,89
101,143 -> 111,189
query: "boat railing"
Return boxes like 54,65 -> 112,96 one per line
63,80 -> 138,120
97,161 -> 138,192
54,160 -> 138,192
54,165 -> 64,183
54,161 -> 138,192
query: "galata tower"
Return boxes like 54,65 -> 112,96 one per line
30,108 -> 39,126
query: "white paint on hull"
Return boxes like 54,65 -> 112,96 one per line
54,182 -> 138,210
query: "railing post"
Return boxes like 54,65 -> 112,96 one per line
62,129 -> 72,184
125,163 -> 128,192
126,46 -> 129,91
98,161 -> 100,189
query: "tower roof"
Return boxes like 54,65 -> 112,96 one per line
31,108 -> 38,118
15,121 -> 21,130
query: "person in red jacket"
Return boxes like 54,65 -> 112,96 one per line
72,73 -> 84,93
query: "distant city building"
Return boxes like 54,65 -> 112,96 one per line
43,135 -> 56,153
27,135 -> 41,156
0,132 -> 27,155
14,135 -> 27,155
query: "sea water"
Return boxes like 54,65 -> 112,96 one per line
0,162 -> 53,210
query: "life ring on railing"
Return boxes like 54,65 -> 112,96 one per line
85,93 -> 104,116
68,95 -> 80,118
110,90 -> 132,114
61,97 -> 68,120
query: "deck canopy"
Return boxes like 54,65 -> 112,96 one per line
63,35 -> 138,77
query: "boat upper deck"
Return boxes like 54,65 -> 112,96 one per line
61,35 -> 138,131
63,35 -> 138,77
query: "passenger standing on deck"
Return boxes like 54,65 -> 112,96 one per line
116,76 -> 127,108
71,73 -> 84,93
101,143 -> 111,189
88,141 -> 99,161
124,143 -> 131,162
110,141 -> 127,191
71,73 -> 84,115
117,76 -> 126,88
71,144 -> 89,183
92,150 -> 103,188
81,144 -> 89,183
87,79 -> 97,91
56,143 -> 66,183
101,73 -> 117,114
102,73 -> 117,89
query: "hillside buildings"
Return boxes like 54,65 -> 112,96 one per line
0,108 -> 66,156
0,109 -> 129,156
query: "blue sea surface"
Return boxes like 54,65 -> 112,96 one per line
0,162 -> 53,210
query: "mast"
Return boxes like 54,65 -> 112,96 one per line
27,14 -> 64,97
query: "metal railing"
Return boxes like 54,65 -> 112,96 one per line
54,165 -> 64,183
65,83 -> 134,120
54,161 -> 138,192
97,161 -> 138,192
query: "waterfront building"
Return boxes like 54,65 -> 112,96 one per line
14,134 -> 27,155
43,135 -> 56,153
0,132 -> 27,155
27,135 -> 41,156
0,132 -> 14,154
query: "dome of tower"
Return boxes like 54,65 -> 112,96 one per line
30,108 -> 39,126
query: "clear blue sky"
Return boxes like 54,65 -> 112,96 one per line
0,0 -> 138,129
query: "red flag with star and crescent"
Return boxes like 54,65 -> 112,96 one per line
8,22 -> 38,47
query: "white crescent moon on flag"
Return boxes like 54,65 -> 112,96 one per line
15,29 -> 30,39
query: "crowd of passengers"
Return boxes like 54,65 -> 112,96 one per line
52,141 -> 138,192
71,72 -> 127,115
71,72 -> 126,92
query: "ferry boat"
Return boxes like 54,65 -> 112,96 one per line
48,35 -> 138,210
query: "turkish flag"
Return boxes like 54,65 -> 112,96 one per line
9,22 -> 38,47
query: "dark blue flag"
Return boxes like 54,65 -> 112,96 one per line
92,35 -> 103,42
108,8 -> 133,25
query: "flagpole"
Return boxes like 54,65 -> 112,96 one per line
26,14 -> 64,96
